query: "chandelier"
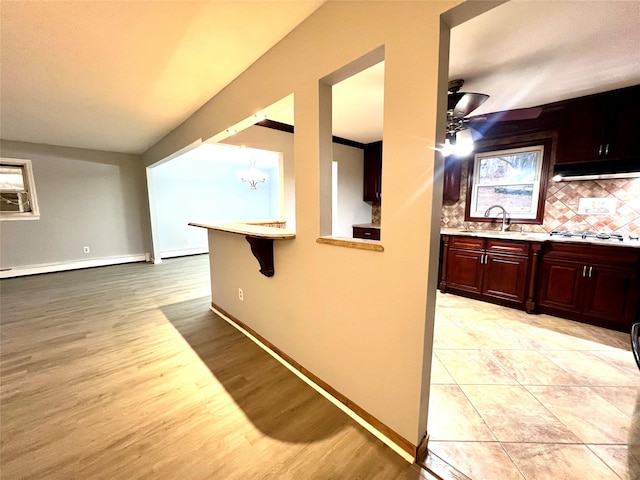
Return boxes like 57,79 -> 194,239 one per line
238,156 -> 268,190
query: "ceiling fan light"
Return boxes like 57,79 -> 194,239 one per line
442,138 -> 454,157
453,129 -> 474,156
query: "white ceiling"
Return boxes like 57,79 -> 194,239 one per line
2,1 -> 640,153
0,0 -> 325,154
448,0 -> 640,118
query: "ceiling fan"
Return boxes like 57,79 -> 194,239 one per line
446,79 -> 543,143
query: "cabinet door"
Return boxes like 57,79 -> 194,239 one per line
537,257 -> 583,313
482,253 -> 529,305
442,157 -> 462,202
582,264 -> 640,329
557,86 -> 640,164
363,142 -> 382,202
557,97 -> 604,164
602,88 -> 640,161
446,247 -> 484,294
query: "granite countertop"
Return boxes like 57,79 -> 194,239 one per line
440,227 -> 640,249
352,223 -> 381,229
189,222 -> 296,239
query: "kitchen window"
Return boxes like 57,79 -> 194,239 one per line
465,135 -> 552,224
0,158 -> 40,220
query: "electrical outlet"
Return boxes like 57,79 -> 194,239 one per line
83,246 -> 90,254
238,288 -> 244,301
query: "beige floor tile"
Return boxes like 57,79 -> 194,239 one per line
433,322 -> 481,349
589,386 -> 640,417
526,386 -> 631,444
588,444 -> 640,480
542,350 -> 639,386
590,350 -> 640,381
460,385 -> 580,443
495,323 -> 575,350
507,322 -> 618,351
429,441 -> 525,480
446,310 -> 502,327
436,350 -> 518,385
559,324 -> 630,351
450,323 -> 532,350
427,385 -> 496,441
491,350 -> 580,386
429,353 -> 455,385
431,293 -> 639,479
504,443 -> 619,480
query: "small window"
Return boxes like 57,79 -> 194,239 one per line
466,139 -> 551,224
0,158 -> 40,220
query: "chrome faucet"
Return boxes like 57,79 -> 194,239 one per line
484,205 -> 509,232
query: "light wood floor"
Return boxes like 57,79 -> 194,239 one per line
1,255 -> 436,480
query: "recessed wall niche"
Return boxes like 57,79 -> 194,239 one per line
318,46 -> 385,242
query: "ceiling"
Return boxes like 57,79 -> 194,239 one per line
2,1 -> 640,154
0,0 -> 325,154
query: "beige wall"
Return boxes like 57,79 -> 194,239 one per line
0,140 -> 150,269
143,1 -> 481,449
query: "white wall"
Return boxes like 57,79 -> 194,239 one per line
333,143 -> 371,237
150,143 -> 280,256
221,125 -> 296,227
0,140 -> 149,271
221,124 -> 372,236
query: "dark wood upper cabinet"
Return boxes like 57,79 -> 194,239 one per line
442,157 -> 462,203
363,141 -> 382,202
556,85 -> 640,165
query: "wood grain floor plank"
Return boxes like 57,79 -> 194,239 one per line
1,255 -> 435,479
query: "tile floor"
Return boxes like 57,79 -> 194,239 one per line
428,292 -> 640,480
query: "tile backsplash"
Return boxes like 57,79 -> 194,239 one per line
371,200 -> 381,225
441,161 -> 640,236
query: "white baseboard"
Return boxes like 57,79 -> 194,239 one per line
0,254 -> 148,279
160,247 -> 208,259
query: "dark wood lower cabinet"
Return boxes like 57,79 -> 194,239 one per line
440,234 -> 640,332
440,235 -> 535,310
483,252 -> 530,304
537,242 -> 640,332
352,226 -> 380,241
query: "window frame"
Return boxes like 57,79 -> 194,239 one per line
0,158 -> 40,221
464,133 -> 553,225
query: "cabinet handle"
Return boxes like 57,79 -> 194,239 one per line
589,266 -> 593,278
605,144 -> 609,155
598,144 -> 603,156
583,265 -> 587,277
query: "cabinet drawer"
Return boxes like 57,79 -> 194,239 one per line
449,236 -> 485,250
486,239 -> 529,256
543,241 -> 640,264
353,227 -> 380,241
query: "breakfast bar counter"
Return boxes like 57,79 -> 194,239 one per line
189,222 -> 295,277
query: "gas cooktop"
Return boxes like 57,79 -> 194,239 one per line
549,230 -> 625,241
